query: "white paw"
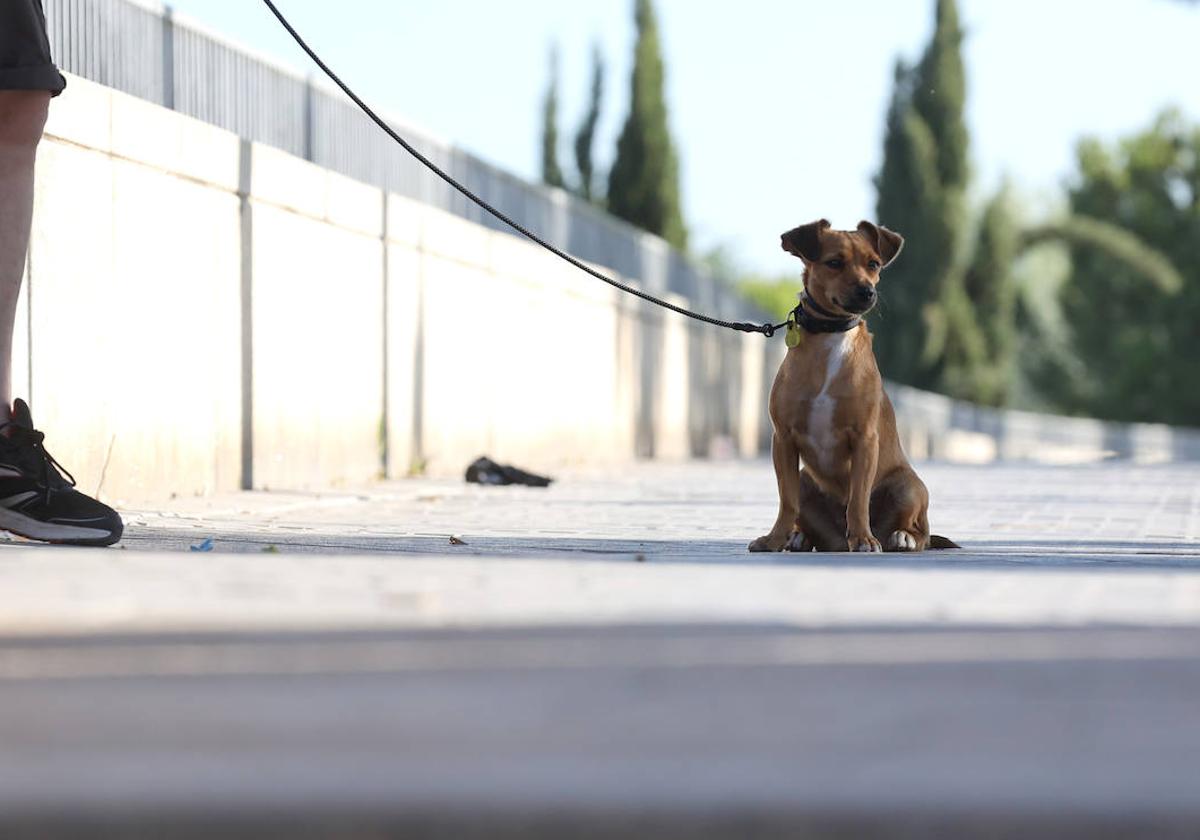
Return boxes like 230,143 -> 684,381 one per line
848,535 -> 883,553
886,530 -> 919,552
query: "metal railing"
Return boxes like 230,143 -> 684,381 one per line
43,0 -> 751,320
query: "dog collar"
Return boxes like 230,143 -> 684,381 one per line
790,295 -> 862,334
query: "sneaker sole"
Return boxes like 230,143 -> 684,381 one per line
0,507 -> 121,547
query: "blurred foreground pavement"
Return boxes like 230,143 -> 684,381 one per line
1,460 -> 1198,838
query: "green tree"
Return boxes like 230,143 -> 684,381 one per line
540,46 -> 566,189
869,0 -> 1179,409
1041,111 -> 1199,425
911,0 -> 969,190
573,44 -> 605,204
607,0 -> 687,249
873,0 -> 970,391
943,185 -> 1019,405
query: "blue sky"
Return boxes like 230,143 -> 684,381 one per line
165,0 -> 1199,274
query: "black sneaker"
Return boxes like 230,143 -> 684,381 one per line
0,399 -> 123,546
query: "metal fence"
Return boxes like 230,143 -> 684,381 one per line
43,0 -> 753,320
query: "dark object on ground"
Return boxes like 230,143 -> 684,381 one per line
465,457 -> 553,488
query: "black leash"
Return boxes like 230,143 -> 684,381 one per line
259,0 -> 787,337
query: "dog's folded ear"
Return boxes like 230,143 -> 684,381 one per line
856,220 -> 904,267
780,219 -> 830,262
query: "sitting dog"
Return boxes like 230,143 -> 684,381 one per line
749,219 -> 956,553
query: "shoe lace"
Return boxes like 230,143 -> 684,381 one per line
0,421 -> 77,502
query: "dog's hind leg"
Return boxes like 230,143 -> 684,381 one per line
749,433 -> 803,552
870,467 -> 931,552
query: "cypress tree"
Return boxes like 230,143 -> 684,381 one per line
874,61 -> 938,386
873,0 -> 971,391
607,0 -> 687,250
912,0 -> 969,190
540,46 -> 566,189
573,44 -> 605,204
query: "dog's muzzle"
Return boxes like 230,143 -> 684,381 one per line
841,284 -> 877,315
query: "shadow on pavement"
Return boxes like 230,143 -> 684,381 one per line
110,527 -> 1200,571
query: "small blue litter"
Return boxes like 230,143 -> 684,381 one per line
189,538 -> 214,552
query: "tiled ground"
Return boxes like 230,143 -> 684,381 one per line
117,459 -> 1200,555
1,460 -> 1197,633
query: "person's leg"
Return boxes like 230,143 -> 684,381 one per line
0,90 -> 50,419
0,5 -> 119,546
0,90 -> 122,545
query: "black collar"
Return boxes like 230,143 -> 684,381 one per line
790,294 -> 862,334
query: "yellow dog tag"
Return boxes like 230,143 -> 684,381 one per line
785,320 -> 803,348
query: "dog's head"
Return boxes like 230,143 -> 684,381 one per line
780,219 -> 904,317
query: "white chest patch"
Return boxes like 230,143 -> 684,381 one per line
807,333 -> 854,470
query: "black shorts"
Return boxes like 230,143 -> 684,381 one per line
0,0 -> 66,96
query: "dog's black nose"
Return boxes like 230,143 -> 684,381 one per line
855,284 -> 876,304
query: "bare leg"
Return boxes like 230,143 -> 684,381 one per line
0,90 -> 123,546
0,91 -> 50,420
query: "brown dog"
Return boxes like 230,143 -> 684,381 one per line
748,219 -> 956,553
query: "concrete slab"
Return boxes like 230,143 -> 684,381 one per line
1,625 -> 1199,837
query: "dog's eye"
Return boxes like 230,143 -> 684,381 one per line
867,259 -> 881,271
825,259 -> 844,270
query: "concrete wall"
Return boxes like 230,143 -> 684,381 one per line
27,75 -> 777,505
27,80 -> 244,505
25,76 -> 1200,507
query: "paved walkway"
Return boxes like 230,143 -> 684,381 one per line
2,460 -> 1198,633
1,460 -> 1199,837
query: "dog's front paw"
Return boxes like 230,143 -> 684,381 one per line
748,534 -> 784,553
847,533 -> 882,553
